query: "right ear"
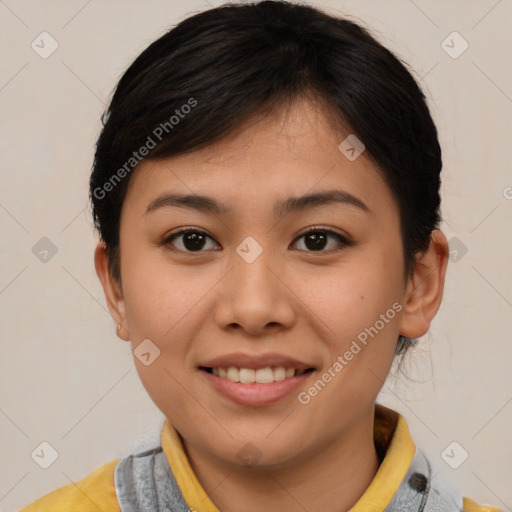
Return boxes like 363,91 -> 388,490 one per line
94,241 -> 130,341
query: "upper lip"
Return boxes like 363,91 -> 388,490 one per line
200,352 -> 315,372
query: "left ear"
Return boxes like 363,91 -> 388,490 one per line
398,229 -> 449,338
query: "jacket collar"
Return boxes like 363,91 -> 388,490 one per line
160,404 -> 427,512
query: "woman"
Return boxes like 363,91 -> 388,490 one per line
20,1 -> 502,510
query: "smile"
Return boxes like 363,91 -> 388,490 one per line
202,366 -> 313,383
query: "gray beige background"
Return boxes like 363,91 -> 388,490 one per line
1,0 -> 511,510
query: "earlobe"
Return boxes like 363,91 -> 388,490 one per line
94,242 -> 130,341
398,230 -> 449,339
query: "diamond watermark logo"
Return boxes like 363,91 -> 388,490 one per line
441,31 -> 468,59
31,441 -> 59,469
31,31 -> 59,59
236,442 -> 262,466
32,237 -> 58,263
338,134 -> 365,161
448,236 -> 468,263
441,441 -> 469,469
134,338 -> 161,366
236,236 -> 263,264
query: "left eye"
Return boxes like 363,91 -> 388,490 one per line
163,227 -> 351,253
291,228 -> 351,252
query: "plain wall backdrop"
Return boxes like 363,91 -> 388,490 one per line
1,0 -> 511,510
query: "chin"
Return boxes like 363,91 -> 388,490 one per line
202,432 -> 309,472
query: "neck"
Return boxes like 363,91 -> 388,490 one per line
183,409 -> 380,512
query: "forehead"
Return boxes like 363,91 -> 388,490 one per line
123,98 -> 398,223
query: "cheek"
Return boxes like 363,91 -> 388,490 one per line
119,245 -> 213,420
295,251 -> 402,337
295,250 -> 403,399
120,242 -> 216,340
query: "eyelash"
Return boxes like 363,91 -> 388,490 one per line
161,226 -> 353,254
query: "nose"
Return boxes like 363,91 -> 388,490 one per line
213,245 -> 297,337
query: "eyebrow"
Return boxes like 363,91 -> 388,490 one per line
144,189 -> 371,218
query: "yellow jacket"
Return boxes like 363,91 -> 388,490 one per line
19,406 -> 502,512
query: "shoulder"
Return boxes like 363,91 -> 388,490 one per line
19,458 -> 120,512
463,497 -> 503,512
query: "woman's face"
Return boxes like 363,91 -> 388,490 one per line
102,98 -> 420,470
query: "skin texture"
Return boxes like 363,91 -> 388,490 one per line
95,97 -> 449,512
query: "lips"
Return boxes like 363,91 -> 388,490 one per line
199,352 -> 316,406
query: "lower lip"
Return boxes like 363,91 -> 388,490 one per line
201,369 -> 313,407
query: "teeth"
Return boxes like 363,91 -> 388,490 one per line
255,367 -> 274,383
273,367 -> 286,381
210,366 -> 308,383
227,366 -> 240,382
239,368 -> 255,383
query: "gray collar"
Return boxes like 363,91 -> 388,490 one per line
114,443 -> 463,512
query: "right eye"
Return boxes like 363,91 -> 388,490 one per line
162,228 -> 221,253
